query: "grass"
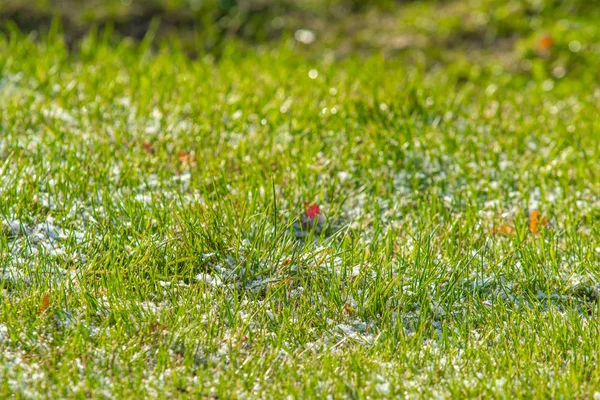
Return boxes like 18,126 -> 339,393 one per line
1,0 -> 600,398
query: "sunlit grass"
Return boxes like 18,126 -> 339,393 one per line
1,4 -> 600,397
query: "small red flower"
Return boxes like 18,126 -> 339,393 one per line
301,203 -> 326,234
305,203 -> 321,219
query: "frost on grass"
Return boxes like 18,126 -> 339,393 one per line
1,215 -> 87,288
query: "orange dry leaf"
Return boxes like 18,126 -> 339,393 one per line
343,303 -> 355,316
178,151 -> 196,167
40,293 -> 50,312
528,209 -> 549,234
149,322 -> 168,334
536,34 -> 553,53
492,224 -> 516,237
143,141 -> 154,154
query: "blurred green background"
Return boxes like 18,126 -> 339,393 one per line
1,0 -> 599,79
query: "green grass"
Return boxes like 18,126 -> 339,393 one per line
2,1 -> 600,398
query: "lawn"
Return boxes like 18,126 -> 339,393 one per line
1,0 -> 600,398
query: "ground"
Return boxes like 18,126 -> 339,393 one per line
1,0 -> 600,398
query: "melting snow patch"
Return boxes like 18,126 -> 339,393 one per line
375,380 -> 391,395
335,322 -> 374,343
246,276 -> 278,291
337,171 -> 351,182
140,301 -> 163,315
3,220 -> 30,236
194,273 -> 223,287
0,266 -> 29,285
0,324 -> 8,343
